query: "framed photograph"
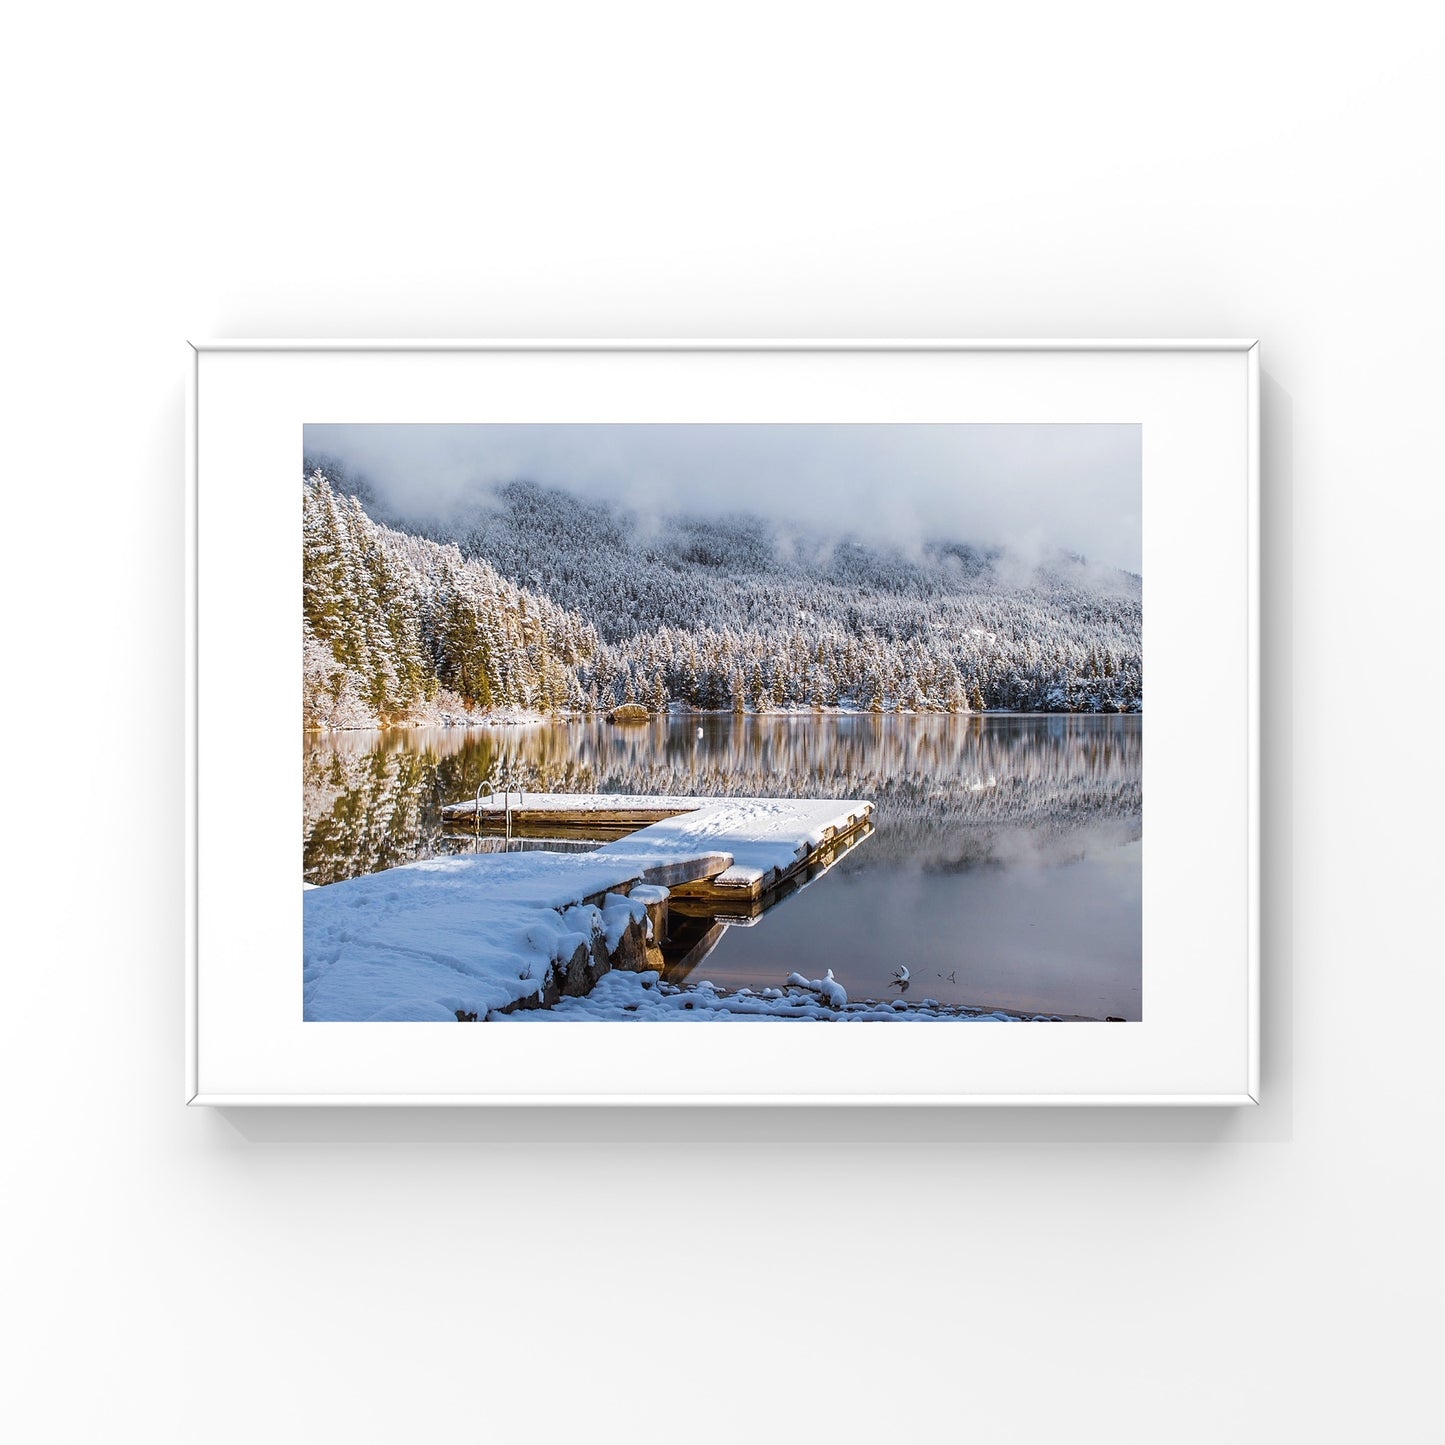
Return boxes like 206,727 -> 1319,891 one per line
186,340 -> 1258,1105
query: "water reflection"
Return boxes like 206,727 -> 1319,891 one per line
305,714 -> 1139,878
303,714 -> 1141,1017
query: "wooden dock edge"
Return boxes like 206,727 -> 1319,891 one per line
667,809 -> 874,904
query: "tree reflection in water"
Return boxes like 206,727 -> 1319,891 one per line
303,713 -> 1140,886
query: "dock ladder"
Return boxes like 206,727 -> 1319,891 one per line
473,763 -> 530,849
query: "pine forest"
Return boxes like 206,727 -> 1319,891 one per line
302,464 -> 1142,732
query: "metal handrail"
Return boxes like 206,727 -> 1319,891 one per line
473,781 -> 494,842
475,766 -> 530,846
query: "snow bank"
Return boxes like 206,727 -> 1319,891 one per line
303,851 -> 657,1022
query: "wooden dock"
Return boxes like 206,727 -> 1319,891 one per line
306,792 -> 874,1021
441,792 -> 874,903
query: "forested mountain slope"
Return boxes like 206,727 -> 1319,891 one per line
306,463 -> 1142,717
302,471 -> 601,729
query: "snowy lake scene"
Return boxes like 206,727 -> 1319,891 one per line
302,423 -> 1142,1023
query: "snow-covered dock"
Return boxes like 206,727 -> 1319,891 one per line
443,793 -> 872,902
305,794 -> 872,1022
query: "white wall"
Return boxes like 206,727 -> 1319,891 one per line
5,4 -> 1440,1441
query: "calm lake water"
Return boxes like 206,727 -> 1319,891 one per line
304,713 -> 1141,1019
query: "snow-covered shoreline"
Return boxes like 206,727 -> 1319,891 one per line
304,705 -> 551,735
304,702 -> 1141,735
495,969 -> 1069,1022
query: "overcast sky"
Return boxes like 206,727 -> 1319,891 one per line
304,422 -> 1142,573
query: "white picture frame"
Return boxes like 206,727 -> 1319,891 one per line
187,339 -> 1259,1106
